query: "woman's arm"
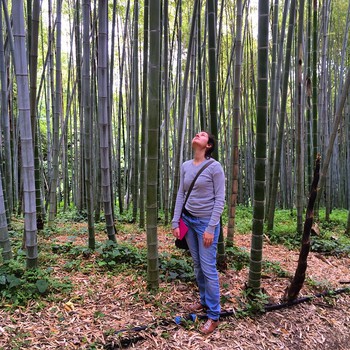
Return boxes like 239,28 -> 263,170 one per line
205,163 -> 225,234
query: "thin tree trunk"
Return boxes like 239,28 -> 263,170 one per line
296,0 -> 306,234
346,208 -> 350,235
207,0 -> 226,268
171,0 -> 199,216
312,0 -> 318,161
316,69 -> 350,208
0,5 -> 12,220
48,0 -> 62,226
266,0 -> 279,201
246,31 -> 256,204
316,0 -> 331,218
139,0 -> 148,228
306,0 -> 312,189
347,82 -> 350,234
61,34 -> 74,213
267,0 -> 296,231
116,0 -> 131,216
131,0 -> 139,222
197,6 -> 205,129
82,0 -> 95,249
90,3 -> 100,214
207,0 -> 218,149
45,0 -> 53,212
266,0 -> 289,216
163,0 -> 170,226
98,0 -> 116,242
0,168 -> 12,260
227,0 -> 243,246
188,26 -> 196,145
108,26 -> 115,226
75,0 -> 84,213
110,0 -> 117,212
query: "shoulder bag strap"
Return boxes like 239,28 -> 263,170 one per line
182,159 -> 215,209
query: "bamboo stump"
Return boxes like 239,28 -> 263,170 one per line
285,154 -> 321,302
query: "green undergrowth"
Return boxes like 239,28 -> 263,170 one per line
47,238 -> 195,283
225,245 -> 290,278
96,240 -> 195,282
228,206 -> 350,256
266,208 -> 350,255
235,288 -> 271,317
0,253 -> 72,308
0,229 -> 72,307
225,245 -> 250,270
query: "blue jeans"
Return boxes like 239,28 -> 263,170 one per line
182,212 -> 220,320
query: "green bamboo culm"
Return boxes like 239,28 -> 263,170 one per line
267,0 -> 296,231
248,0 -> 269,292
131,0 -> 140,223
11,0 -> 38,268
295,0 -> 306,234
0,5 -> 12,226
171,0 -> 199,217
139,0 -> 149,229
0,167 -> 12,261
207,0 -> 226,268
82,0 -> 95,249
147,0 -> 161,290
227,0 -> 243,246
97,0 -> 116,242
30,0 -> 45,230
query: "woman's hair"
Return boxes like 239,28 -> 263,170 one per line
205,131 -> 216,158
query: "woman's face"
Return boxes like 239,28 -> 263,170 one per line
192,131 -> 209,149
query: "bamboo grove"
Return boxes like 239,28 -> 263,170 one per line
0,0 -> 350,291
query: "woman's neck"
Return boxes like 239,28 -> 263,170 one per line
193,149 -> 206,165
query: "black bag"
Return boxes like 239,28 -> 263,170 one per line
175,237 -> 189,250
174,160 -> 214,250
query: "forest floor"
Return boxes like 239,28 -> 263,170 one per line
1,220 -> 350,350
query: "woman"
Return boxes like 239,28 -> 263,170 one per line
172,131 -> 225,334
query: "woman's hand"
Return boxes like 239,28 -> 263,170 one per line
203,232 -> 214,247
172,227 -> 180,239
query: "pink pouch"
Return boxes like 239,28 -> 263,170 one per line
179,217 -> 188,240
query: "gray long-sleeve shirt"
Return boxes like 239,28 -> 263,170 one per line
172,158 -> 225,234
